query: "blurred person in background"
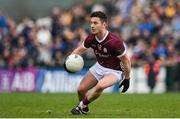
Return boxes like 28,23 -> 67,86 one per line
175,40 -> 180,91
164,37 -> 176,91
144,50 -> 160,92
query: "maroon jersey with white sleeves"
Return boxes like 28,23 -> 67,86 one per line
83,31 -> 126,71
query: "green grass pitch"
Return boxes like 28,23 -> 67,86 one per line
0,92 -> 180,118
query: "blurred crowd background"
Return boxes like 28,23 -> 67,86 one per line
0,0 -> 180,91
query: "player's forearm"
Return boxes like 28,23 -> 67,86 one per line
122,60 -> 131,80
119,54 -> 131,80
72,45 -> 87,55
72,48 -> 83,55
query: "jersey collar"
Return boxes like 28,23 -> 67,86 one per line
95,31 -> 109,43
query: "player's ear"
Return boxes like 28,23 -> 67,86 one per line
103,21 -> 108,28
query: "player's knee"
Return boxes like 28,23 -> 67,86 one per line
77,86 -> 87,95
95,84 -> 104,92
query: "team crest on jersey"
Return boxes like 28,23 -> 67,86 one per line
98,44 -> 102,50
103,48 -> 107,53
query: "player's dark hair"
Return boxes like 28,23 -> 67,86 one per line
90,11 -> 107,22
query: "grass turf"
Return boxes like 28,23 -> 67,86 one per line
0,92 -> 180,118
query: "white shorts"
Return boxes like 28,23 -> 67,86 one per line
89,62 -> 124,83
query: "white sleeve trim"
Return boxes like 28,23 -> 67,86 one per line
117,42 -> 127,58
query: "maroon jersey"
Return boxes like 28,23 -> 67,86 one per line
83,31 -> 126,71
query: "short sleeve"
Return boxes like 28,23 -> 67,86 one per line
83,34 -> 94,48
113,41 -> 127,57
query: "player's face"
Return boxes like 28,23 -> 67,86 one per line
90,17 -> 106,34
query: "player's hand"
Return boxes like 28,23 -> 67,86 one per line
119,79 -> 130,93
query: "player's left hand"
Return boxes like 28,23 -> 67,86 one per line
119,79 -> 130,93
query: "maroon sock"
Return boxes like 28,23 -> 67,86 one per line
82,97 -> 90,105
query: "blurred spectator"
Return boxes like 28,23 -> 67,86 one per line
174,40 -> 180,91
0,15 -> 8,45
84,0 -> 93,14
165,0 -> 177,19
144,50 -> 160,92
163,37 -> 177,91
51,7 -> 62,37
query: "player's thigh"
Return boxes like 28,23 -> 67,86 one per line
78,71 -> 98,91
96,73 -> 119,90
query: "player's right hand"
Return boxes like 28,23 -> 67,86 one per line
119,79 -> 130,93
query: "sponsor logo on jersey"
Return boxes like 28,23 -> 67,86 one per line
103,48 -> 107,53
